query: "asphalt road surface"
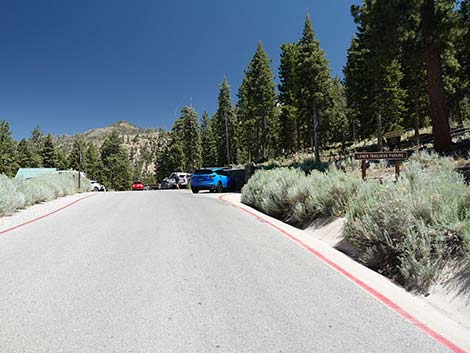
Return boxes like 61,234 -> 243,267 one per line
0,191 -> 451,353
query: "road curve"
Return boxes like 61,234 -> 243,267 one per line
0,191 -> 451,353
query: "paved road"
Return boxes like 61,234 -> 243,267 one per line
0,191 -> 451,353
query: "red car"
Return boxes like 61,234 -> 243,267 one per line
132,180 -> 144,191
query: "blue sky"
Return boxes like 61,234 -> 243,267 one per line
0,0 -> 360,139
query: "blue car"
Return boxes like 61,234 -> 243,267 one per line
191,168 -> 232,194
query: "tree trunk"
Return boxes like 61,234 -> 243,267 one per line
225,112 -> 230,164
456,105 -> 464,128
255,124 -> 259,163
314,111 -> 320,163
421,0 -> 452,152
377,113 -> 383,152
352,119 -> 357,143
415,99 -> 421,146
262,116 -> 267,161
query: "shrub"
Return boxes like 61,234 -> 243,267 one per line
0,172 -> 90,217
0,174 -> 26,216
242,167 -> 362,227
344,153 -> 469,292
241,168 -> 306,220
242,151 -> 469,292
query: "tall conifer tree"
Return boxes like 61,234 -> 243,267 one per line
200,111 -> 217,166
17,139 -> 33,168
297,14 -> 335,161
0,120 -> 18,176
42,133 -> 57,168
214,77 -> 236,165
171,106 -> 202,171
100,130 -> 131,191
237,41 -> 276,162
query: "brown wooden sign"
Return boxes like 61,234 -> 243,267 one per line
354,151 -> 408,161
354,151 -> 408,180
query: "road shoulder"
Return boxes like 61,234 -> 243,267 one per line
219,193 -> 470,353
0,192 -> 95,234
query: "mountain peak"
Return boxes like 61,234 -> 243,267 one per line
111,120 -> 138,129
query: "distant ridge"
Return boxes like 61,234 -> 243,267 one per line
53,120 -> 167,178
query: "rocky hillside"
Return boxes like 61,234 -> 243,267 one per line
54,121 -> 167,180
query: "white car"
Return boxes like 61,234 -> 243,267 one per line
169,172 -> 191,188
90,180 -> 106,192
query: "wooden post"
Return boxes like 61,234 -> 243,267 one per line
395,160 -> 401,180
361,160 -> 366,180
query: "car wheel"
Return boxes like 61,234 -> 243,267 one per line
192,188 -> 199,194
216,182 -> 223,193
93,187 -> 99,191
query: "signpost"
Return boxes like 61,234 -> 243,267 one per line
354,151 -> 408,180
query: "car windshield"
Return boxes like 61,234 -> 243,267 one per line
193,169 -> 214,175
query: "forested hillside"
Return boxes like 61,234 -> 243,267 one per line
0,120 -> 167,190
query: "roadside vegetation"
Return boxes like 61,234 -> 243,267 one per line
0,172 -> 90,217
241,153 -> 470,292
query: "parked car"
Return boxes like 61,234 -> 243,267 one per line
90,180 -> 106,192
190,168 -> 232,194
160,178 -> 176,189
169,172 -> 191,188
132,180 -> 145,191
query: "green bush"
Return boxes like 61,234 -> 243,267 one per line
241,151 -> 470,292
0,171 -> 90,217
241,168 -> 306,220
344,153 -> 469,291
242,167 -> 361,226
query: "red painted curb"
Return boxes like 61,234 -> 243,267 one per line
219,194 -> 467,353
0,194 -> 97,236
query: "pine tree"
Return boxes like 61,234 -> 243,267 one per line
278,42 -> 300,154
325,78 -> 348,148
297,14 -> 336,160
456,0 -> 470,123
345,0 -> 458,151
154,134 -> 184,182
421,0 -> 452,152
346,3 -> 408,150
30,125 -> 44,167
42,133 -> 57,168
56,149 -> 69,170
0,120 -> 18,176
237,41 -> 276,162
344,36 -> 370,142
200,111 -> 217,166
68,136 -> 87,171
84,143 -> 102,180
100,130 -> 131,191
214,77 -> 236,165
16,139 -> 33,168
171,106 -> 202,171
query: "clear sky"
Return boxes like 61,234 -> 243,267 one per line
0,0 -> 360,139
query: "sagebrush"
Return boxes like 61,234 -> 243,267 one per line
241,152 -> 470,292
0,172 -> 90,217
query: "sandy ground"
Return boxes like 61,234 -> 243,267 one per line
0,192 -> 94,232
303,215 -> 470,333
